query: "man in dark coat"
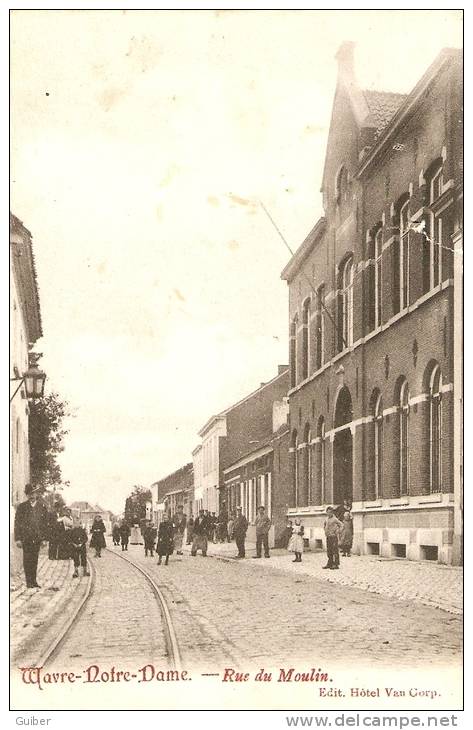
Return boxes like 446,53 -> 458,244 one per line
14,483 -> 49,588
233,506 -> 248,559
191,509 -> 209,557
119,520 -> 130,551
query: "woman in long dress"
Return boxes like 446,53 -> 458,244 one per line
339,511 -> 354,557
288,518 -> 304,563
130,524 -> 142,544
90,515 -> 106,557
157,514 -> 174,565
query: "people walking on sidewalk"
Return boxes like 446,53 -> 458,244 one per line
112,522 -> 121,546
119,520 -> 130,551
70,517 -> 90,578
254,506 -> 271,558
172,505 -> 187,555
157,514 -> 174,565
143,521 -> 157,557
186,514 -> 194,545
233,506 -> 248,558
288,518 -> 304,563
90,514 -> 106,557
340,511 -> 354,557
14,483 -> 49,589
191,509 -> 209,557
323,506 -> 342,570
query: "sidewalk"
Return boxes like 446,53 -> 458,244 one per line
184,540 -> 463,615
10,548 -> 88,664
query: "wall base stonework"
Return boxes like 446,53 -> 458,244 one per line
287,494 -> 456,564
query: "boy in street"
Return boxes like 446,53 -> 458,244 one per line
254,505 -> 271,558
69,516 -> 90,578
323,506 -> 343,569
143,521 -> 157,557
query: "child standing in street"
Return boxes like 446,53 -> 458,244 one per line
70,517 -> 90,578
288,517 -> 304,563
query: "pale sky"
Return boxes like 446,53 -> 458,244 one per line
10,10 -> 462,514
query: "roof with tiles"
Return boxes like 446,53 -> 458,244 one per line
362,90 -> 408,138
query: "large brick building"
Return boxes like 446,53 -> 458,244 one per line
150,462 -> 193,524
281,44 -> 462,564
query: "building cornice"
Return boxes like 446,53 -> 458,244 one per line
10,213 -> 43,343
280,218 -> 326,282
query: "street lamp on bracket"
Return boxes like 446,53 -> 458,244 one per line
10,357 -> 46,404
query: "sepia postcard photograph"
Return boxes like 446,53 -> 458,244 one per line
8,6 -> 464,718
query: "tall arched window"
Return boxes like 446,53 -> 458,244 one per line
301,299 -> 310,380
339,256 -> 354,349
373,393 -> 383,498
315,285 -> 325,370
335,165 -> 349,205
399,200 -> 410,310
429,365 -> 442,493
290,315 -> 298,388
317,417 -> 326,505
428,164 -> 443,290
399,380 -> 410,496
291,430 -> 298,507
374,227 -> 383,328
305,424 -> 312,506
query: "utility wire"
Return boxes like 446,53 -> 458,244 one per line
259,201 -> 348,349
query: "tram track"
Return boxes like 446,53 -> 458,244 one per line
12,556 -> 97,669
14,546 -> 181,672
106,547 -> 183,671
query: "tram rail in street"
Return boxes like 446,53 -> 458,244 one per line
106,547 -> 183,672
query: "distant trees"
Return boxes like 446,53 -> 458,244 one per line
124,485 -> 152,524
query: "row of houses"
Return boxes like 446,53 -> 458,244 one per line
150,43 -> 463,565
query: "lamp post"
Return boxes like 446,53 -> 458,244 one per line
10,361 -> 46,404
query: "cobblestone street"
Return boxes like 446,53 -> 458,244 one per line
116,545 -> 462,672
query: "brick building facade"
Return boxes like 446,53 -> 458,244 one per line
193,367 -> 290,542
281,44 -> 462,564
150,462 -> 193,524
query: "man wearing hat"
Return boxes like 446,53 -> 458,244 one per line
14,483 -> 49,588
323,506 -> 343,570
233,506 -> 248,559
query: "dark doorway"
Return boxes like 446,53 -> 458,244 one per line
333,386 -> 353,505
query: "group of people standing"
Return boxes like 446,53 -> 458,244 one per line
285,504 -> 353,568
13,483 -> 109,587
111,505 -> 188,565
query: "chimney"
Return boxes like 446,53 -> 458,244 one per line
278,364 -> 288,375
335,41 -> 356,82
